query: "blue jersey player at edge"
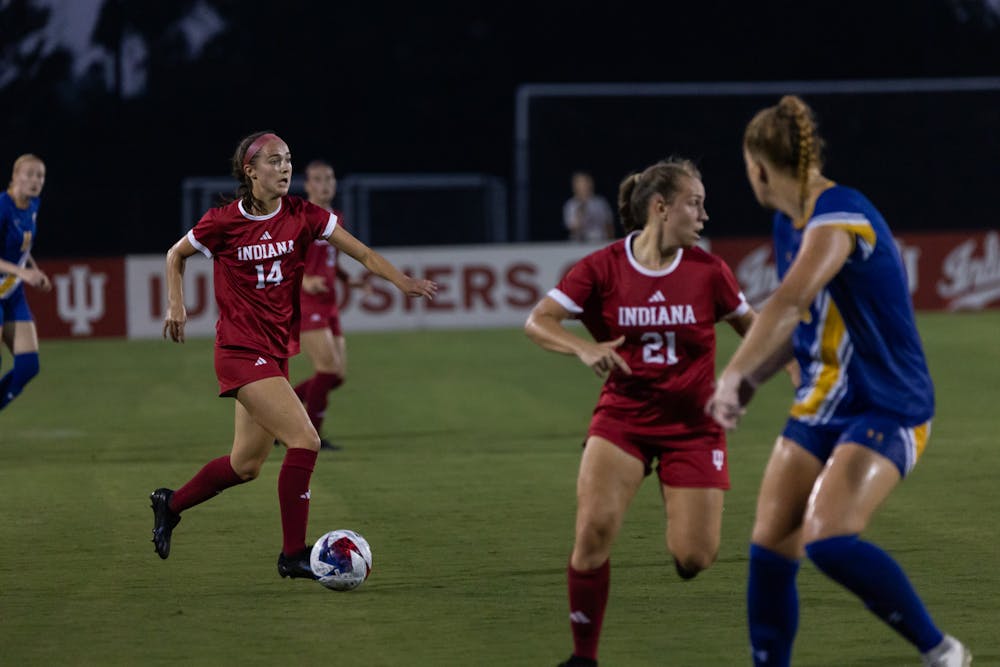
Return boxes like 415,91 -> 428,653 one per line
707,96 -> 971,667
0,154 -> 51,413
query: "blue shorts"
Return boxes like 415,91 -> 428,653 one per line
782,414 -> 932,477
0,285 -> 33,326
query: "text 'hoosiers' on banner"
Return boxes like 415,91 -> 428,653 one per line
25,230 -> 1000,339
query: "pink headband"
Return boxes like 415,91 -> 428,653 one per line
243,133 -> 282,167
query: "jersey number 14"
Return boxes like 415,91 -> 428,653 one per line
254,260 -> 283,288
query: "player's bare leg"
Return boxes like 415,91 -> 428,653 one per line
660,485 -> 724,579
562,437 -> 644,667
572,437 -> 645,570
751,437 -> 824,557
746,437 -> 824,666
800,443 -> 898,543
237,377 -> 320,579
802,444 -> 963,662
0,320 -> 41,409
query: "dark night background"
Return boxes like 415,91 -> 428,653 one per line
2,0 -> 999,257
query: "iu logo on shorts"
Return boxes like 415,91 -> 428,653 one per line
711,449 -> 725,471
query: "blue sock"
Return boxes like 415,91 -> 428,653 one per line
748,544 -> 799,667
805,534 -> 943,652
0,352 -> 39,410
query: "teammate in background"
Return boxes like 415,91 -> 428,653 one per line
526,158 -> 755,667
707,96 -> 971,667
292,160 -> 366,450
152,131 -> 435,579
0,154 -> 51,412
563,171 -> 614,242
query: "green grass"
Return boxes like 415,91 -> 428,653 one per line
0,311 -> 997,666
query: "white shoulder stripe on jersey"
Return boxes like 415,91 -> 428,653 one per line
808,214 -> 873,230
187,229 -> 212,258
547,288 -> 583,314
322,212 -> 338,239
723,295 -> 751,320
810,211 -> 871,224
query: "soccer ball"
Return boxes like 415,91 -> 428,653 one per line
310,529 -> 373,591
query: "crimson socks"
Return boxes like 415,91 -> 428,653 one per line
568,559 -> 610,661
169,456 -> 246,513
278,447 -> 318,556
294,372 -> 344,433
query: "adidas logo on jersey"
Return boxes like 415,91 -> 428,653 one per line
254,356 -> 268,366
259,231 -> 273,241
648,290 -> 666,303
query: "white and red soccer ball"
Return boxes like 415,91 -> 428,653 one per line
310,529 -> 373,591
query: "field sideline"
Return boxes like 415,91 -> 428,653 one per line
0,312 -> 997,666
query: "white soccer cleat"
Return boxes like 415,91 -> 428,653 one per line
922,635 -> 972,667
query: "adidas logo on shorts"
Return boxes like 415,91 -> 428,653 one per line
254,357 -> 267,366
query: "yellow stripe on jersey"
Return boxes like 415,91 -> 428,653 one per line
0,274 -> 17,298
790,297 -> 847,420
911,421 -> 931,462
810,220 -> 877,254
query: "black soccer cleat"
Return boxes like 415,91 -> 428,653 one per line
558,656 -> 597,667
319,438 -> 342,451
150,488 -> 181,560
277,547 -> 318,580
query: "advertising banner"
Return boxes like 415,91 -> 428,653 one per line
25,230 -> 1000,339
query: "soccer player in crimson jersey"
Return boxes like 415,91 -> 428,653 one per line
151,131 -> 436,580
291,160 -> 366,449
525,158 -> 756,667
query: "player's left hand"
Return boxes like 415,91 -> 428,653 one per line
706,369 -> 749,431
400,276 -> 437,299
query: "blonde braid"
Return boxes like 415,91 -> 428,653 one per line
791,102 -> 814,215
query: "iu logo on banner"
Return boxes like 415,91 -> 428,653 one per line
54,266 -> 107,335
32,258 -> 127,338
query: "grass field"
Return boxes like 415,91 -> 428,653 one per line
0,312 -> 997,666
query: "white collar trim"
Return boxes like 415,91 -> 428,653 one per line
624,231 -> 683,276
238,198 -> 282,221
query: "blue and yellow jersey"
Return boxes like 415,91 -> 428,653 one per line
773,184 -> 934,426
0,191 -> 39,299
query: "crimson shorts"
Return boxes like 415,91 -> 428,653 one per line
588,414 -> 729,489
300,300 -> 342,336
214,346 -> 289,397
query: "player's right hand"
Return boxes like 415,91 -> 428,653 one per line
21,267 -> 51,291
163,304 -> 187,343
579,335 -> 632,378
302,275 -> 329,295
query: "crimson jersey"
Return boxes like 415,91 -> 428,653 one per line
300,208 -> 345,308
550,233 -> 749,436
187,196 -> 338,357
